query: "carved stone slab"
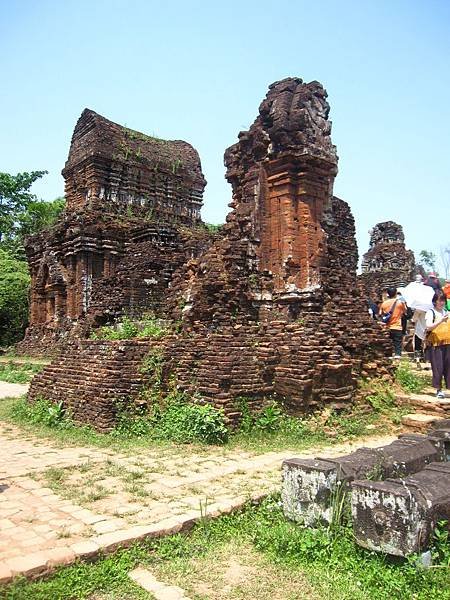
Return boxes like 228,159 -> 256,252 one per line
351,462 -> 450,556
282,435 -> 445,525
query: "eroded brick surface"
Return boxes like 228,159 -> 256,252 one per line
24,77 -> 393,428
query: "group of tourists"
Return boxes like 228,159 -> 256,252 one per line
369,273 -> 450,400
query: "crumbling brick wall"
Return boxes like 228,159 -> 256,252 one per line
18,110 -> 210,355
28,339 -> 151,431
27,78 -> 394,428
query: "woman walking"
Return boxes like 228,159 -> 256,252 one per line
425,290 -> 450,399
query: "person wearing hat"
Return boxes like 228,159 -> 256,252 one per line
424,272 -> 442,291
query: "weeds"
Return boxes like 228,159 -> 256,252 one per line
90,314 -> 169,340
3,496 -> 448,600
0,361 -> 43,383
11,397 -> 73,429
395,360 -> 429,393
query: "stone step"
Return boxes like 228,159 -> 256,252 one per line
401,413 -> 447,432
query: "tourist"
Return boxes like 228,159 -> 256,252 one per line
367,298 -> 379,320
424,272 -> 442,291
412,309 -> 427,363
379,286 -> 407,359
425,290 -> 450,399
443,278 -> 450,310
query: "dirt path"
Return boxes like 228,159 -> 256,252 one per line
0,381 -> 29,399
0,419 -> 396,584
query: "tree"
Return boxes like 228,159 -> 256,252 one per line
418,249 -> 437,273
17,197 -> 65,237
0,249 -> 30,347
0,171 -> 47,244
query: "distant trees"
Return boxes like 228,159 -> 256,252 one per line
418,250 -> 437,273
0,171 -> 65,258
0,171 -> 65,347
0,249 -> 30,346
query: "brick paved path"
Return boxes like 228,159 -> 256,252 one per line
0,418 -> 396,584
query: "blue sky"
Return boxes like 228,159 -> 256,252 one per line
1,0 -> 449,272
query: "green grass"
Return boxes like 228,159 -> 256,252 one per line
0,361 -> 43,383
0,390 -> 404,457
1,496 -> 448,600
395,360 -> 430,393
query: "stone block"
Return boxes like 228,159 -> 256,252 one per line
282,435 -> 445,525
351,462 -> 450,556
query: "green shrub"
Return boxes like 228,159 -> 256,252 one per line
155,395 -> 229,445
11,397 -> 73,429
254,401 -> 283,432
0,249 -> 30,346
395,361 -> 429,393
91,315 -> 169,340
110,401 -> 154,439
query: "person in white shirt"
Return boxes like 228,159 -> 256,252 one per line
412,309 -> 427,362
425,290 -> 449,399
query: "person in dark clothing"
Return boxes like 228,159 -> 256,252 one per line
379,287 -> 407,358
367,298 -> 379,320
424,272 -> 442,291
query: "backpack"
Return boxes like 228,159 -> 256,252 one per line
380,299 -> 398,324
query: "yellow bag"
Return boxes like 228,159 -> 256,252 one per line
426,319 -> 450,347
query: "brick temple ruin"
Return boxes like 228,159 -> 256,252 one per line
26,77 -> 394,430
358,221 -> 421,300
19,108 -> 209,352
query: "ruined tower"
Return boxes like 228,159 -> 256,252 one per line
28,79 -> 393,429
19,110 -> 208,353
359,221 -> 418,299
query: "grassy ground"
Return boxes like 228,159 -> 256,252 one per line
0,358 -> 427,454
0,391 -> 408,455
0,361 -> 443,600
0,360 -> 46,383
1,496 -> 448,600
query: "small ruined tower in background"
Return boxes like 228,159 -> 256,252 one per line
359,221 -> 419,299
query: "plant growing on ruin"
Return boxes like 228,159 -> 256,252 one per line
171,158 -> 183,174
255,401 -> 284,433
395,361 -> 429,393
153,395 -> 228,445
91,315 -> 169,340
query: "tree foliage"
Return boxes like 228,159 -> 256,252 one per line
0,249 -> 30,346
418,249 -> 437,273
0,171 -> 65,346
0,170 -> 47,243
